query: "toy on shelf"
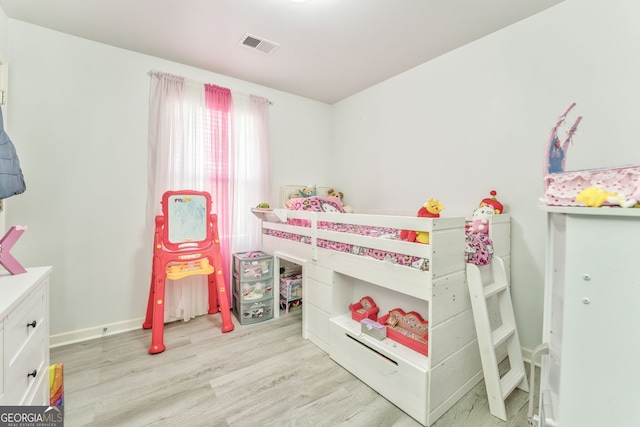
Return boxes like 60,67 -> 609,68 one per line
349,296 -> 379,321
400,198 -> 443,244
575,187 -> 638,208
379,308 -> 429,356
360,318 -> 386,340
143,190 -> 234,354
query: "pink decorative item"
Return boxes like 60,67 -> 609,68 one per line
379,308 -> 429,356
0,225 -> 27,275
349,296 -> 379,321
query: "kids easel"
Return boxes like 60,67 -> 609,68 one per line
143,190 -> 234,354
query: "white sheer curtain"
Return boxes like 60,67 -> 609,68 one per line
147,72 -> 270,322
230,93 -> 271,255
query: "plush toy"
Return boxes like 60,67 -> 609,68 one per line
400,198 -> 443,244
298,185 -> 317,198
479,190 -> 504,214
576,186 -> 638,208
468,205 -> 495,234
328,188 -> 344,200
327,188 -> 354,213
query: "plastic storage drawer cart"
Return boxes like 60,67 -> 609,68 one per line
232,251 -> 274,324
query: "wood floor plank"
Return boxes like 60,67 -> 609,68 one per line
51,309 -> 538,427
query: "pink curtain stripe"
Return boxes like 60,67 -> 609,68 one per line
205,84 -> 234,299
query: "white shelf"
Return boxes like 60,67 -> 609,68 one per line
330,313 -> 428,372
540,205 -> 640,217
251,208 -> 288,222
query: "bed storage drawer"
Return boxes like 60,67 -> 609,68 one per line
330,315 -> 428,425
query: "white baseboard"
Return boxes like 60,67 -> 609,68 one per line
49,317 -> 145,348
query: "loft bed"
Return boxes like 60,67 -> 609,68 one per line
251,186 -> 511,426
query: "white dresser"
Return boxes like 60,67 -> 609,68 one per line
540,207 -> 640,427
0,266 -> 52,405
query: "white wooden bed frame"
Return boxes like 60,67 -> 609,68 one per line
251,195 -> 511,426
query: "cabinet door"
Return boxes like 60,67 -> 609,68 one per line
304,266 -> 333,353
559,214 -> 640,426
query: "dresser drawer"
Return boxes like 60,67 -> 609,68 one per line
0,267 -> 52,407
306,277 -> 331,313
4,325 -> 47,404
6,283 -> 46,365
306,264 -> 333,284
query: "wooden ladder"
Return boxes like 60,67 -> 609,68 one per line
466,256 -> 529,421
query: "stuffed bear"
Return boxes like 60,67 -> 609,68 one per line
298,185 -> 317,198
328,188 -> 344,200
400,198 -> 443,244
327,188 -> 353,213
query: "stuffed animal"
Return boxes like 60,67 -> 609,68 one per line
400,198 -> 443,244
576,186 -> 638,208
328,188 -> 344,200
479,190 -> 504,214
327,188 -> 353,213
298,185 -> 317,198
468,205 -> 495,234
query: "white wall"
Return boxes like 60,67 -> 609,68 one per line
331,0 -> 640,353
5,20 -> 332,342
5,0 -> 640,354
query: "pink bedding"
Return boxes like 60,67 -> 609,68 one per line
267,196 -> 493,269
264,225 -> 430,270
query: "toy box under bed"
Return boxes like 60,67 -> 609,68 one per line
251,187 -> 511,426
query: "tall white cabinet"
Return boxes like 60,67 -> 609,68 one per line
540,207 -> 640,427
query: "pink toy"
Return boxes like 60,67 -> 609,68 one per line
468,205 -> 495,234
143,190 -> 234,354
349,296 -> 380,321
0,225 -> 27,274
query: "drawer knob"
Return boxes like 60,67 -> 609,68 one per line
27,369 -> 37,378
27,320 -> 37,328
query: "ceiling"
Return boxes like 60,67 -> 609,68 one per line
0,0 -> 563,104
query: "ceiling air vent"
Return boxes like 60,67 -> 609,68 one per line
239,33 -> 280,54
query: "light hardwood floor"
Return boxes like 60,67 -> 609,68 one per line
51,309 -> 538,427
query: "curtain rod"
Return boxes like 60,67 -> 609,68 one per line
147,70 -> 273,106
